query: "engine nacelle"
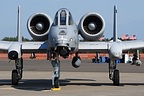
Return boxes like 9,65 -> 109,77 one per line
72,56 -> 81,68
109,43 -> 122,60
8,43 -> 21,60
78,12 -> 105,41
27,13 -> 52,41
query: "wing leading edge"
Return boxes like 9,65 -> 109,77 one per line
0,41 -> 48,53
78,40 -> 144,53
1,40 -> 144,53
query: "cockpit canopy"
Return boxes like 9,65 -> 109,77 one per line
60,10 -> 66,25
53,8 -> 73,26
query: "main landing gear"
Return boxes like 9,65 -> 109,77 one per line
109,60 -> 120,86
132,50 -> 142,66
51,55 -> 60,88
12,58 -> 23,85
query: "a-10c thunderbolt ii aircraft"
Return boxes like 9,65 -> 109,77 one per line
0,5 -> 143,88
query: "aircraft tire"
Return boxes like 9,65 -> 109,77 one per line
54,77 -> 59,88
12,70 -> 19,85
113,70 -> 119,86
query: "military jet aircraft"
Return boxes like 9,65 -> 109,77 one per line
0,5 -> 143,88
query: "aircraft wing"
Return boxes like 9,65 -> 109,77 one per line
0,41 -> 48,53
78,40 -> 144,52
21,41 -> 48,52
1,40 -> 144,53
121,40 -> 144,51
78,42 -> 109,52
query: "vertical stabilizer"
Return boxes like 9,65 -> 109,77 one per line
17,5 -> 22,42
113,5 -> 118,42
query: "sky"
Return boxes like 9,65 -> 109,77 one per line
0,0 -> 144,40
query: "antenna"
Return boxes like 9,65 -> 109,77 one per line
113,5 -> 118,42
17,5 -> 22,42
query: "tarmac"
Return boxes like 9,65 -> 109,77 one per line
0,59 -> 144,96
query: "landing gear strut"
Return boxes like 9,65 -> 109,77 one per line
109,60 -> 120,86
132,49 -> 142,66
12,58 -> 23,85
51,54 -> 60,88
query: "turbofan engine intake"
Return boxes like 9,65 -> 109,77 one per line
27,13 -> 52,41
78,12 -> 105,41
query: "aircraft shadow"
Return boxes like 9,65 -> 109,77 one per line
0,79 -> 144,91
61,78 -> 144,87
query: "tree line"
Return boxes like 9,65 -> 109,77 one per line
1,36 -> 31,41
